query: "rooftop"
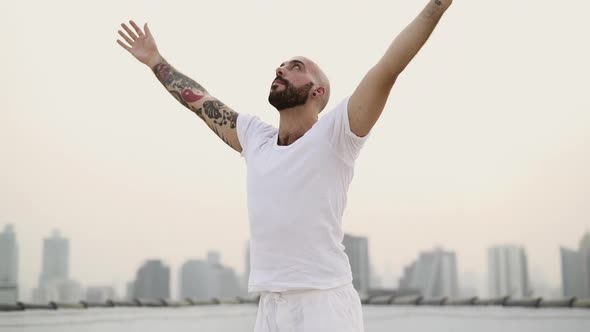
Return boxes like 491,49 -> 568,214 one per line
1,305 -> 589,332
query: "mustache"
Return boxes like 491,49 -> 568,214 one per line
273,76 -> 289,85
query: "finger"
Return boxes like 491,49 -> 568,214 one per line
118,30 -> 134,45
121,23 -> 138,40
144,23 -> 152,37
129,20 -> 144,37
116,39 -> 131,51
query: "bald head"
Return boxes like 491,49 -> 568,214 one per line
269,56 -> 331,113
295,56 -> 331,112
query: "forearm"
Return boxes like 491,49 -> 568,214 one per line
378,0 -> 452,77
149,57 -> 241,151
150,56 -> 210,121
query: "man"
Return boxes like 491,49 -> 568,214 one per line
117,0 -> 452,330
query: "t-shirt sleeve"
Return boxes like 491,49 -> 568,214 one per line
236,113 -> 273,159
327,96 -> 371,164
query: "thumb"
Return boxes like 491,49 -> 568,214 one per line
144,23 -> 152,37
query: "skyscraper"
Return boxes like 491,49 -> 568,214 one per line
487,245 -> 532,298
560,247 -> 589,297
180,260 -> 211,300
39,230 -> 69,284
242,241 -> 250,295
399,247 -> 459,298
216,265 -> 241,299
32,230 -> 81,303
560,232 -> 590,297
207,251 -> 221,265
0,224 -> 18,304
180,251 -> 242,300
579,232 -> 590,294
343,234 -> 370,297
134,260 -> 170,300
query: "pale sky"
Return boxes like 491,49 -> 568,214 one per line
2,0 -> 589,300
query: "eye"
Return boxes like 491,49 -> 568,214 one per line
293,64 -> 301,70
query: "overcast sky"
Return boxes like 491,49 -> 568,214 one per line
2,0 -> 589,300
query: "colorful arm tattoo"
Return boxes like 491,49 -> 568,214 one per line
152,58 -> 239,149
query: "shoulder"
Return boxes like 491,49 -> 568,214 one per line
319,96 -> 351,123
320,95 -> 371,163
315,96 -> 354,136
238,114 -> 276,136
237,113 -> 276,157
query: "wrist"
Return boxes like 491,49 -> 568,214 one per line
146,53 -> 164,70
433,0 -> 453,10
422,0 -> 452,20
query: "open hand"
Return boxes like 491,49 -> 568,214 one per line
117,20 -> 161,68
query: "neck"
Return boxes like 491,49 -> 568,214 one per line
277,104 -> 318,146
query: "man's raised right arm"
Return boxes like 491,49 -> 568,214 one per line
117,20 -> 242,153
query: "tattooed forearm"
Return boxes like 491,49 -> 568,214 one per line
169,90 -> 189,108
152,58 -> 214,121
227,110 -> 238,129
202,100 -> 238,129
152,58 -> 208,105
151,58 -> 241,152
210,123 -> 232,146
203,100 -> 223,120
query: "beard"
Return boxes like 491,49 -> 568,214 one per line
268,80 -> 314,111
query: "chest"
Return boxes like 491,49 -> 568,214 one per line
252,138 -> 339,179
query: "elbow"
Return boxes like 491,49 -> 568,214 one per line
370,64 -> 399,88
373,62 -> 402,84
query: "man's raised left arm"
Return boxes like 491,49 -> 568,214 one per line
348,0 -> 453,137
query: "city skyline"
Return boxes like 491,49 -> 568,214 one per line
3,219 -> 583,300
1,224 -> 586,302
2,0 -> 589,302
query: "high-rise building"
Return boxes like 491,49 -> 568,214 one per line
180,260 -> 210,299
32,230 -> 81,303
579,232 -> 590,294
343,234 -> 370,297
580,232 -> 590,254
207,251 -> 221,265
560,232 -> 590,297
399,247 -> 459,298
0,224 -> 18,304
243,241 -> 250,292
560,247 -> 588,297
125,281 -> 135,301
487,245 -> 532,298
39,230 -> 69,284
217,265 -> 241,299
180,251 -> 242,300
133,260 -> 170,300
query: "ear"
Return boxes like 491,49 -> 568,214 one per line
313,87 -> 326,97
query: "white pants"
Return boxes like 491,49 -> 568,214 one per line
254,283 -> 364,332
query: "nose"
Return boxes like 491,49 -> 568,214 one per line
275,66 -> 285,77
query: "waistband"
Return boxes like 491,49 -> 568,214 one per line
260,282 -> 352,299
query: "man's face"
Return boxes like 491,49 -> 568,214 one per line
268,58 -> 315,111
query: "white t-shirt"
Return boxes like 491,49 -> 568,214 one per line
237,96 -> 370,293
